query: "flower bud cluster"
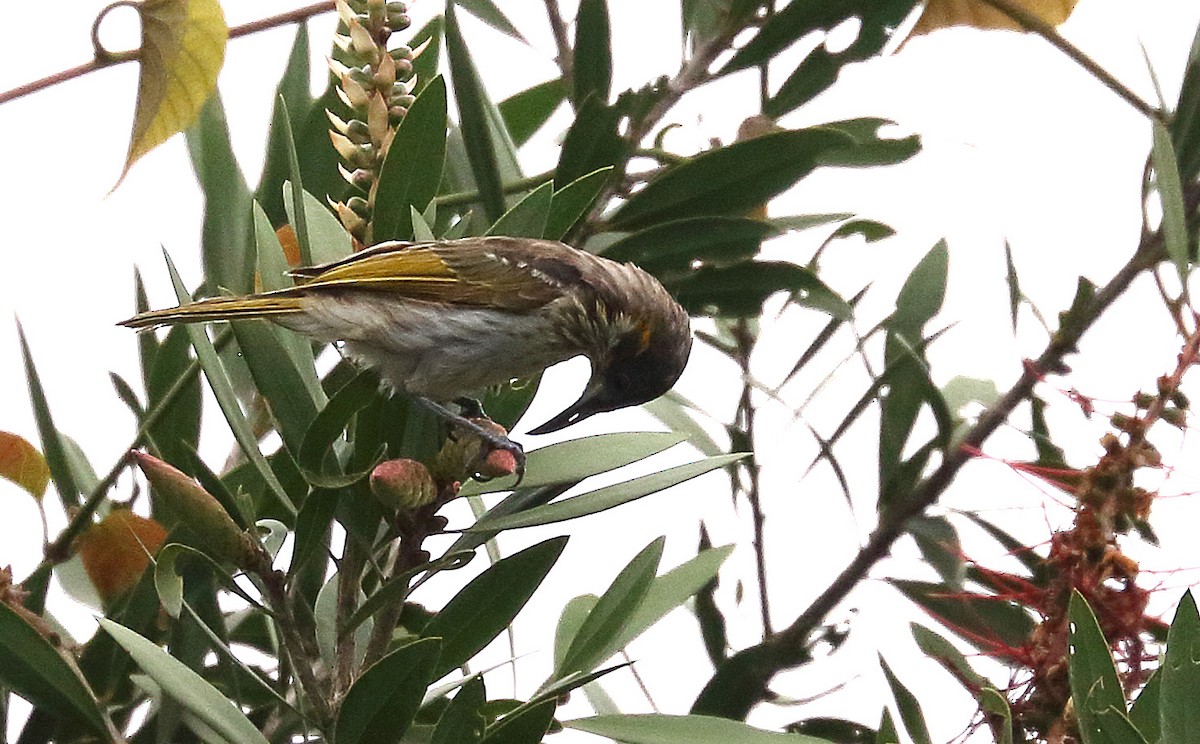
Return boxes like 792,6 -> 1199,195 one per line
327,0 -> 421,244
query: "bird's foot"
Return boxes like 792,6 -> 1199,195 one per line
418,398 -> 525,484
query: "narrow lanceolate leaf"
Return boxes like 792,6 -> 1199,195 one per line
163,253 -> 295,516
608,128 -> 854,230
499,78 -> 568,149
0,602 -> 110,738
18,322 -> 80,508
573,0 -> 612,106
118,0 -> 229,185
422,537 -> 568,679
459,431 -> 687,496
555,538 -> 664,678
99,618 -> 268,744
544,166 -> 612,240
374,76 -> 450,242
456,0 -> 526,42
0,431 -> 49,501
335,639 -> 442,744
446,4 -> 506,222
486,180 -> 554,238
565,714 -> 830,743
1161,590 -> 1200,743
880,656 -> 933,744
1067,591 -> 1130,744
468,453 -> 746,532
1152,119 -> 1190,279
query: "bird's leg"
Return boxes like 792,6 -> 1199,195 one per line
416,397 -> 526,482
452,396 -> 487,420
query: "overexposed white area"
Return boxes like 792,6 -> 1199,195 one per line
2,1 -> 1200,741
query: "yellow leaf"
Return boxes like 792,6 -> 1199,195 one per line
906,0 -> 1078,41
116,0 -> 228,185
77,509 -> 168,604
0,431 -> 50,501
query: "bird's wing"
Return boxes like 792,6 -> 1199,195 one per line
287,238 -> 574,311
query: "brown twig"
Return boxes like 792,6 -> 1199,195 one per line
975,0 -> 1160,122
692,220 -> 1173,719
0,1 -> 335,106
333,538 -> 367,697
543,0 -> 574,93
732,320 -> 772,637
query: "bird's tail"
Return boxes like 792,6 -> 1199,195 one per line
120,294 -> 305,329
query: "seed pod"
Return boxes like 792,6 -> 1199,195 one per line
370,458 -> 436,510
131,451 -> 244,564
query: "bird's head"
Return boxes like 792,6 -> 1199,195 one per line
529,267 -> 692,435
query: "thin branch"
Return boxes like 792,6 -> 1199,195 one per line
692,224 -> 1171,717
543,0 -> 574,92
0,1 -> 335,105
733,320 -> 772,637
975,0 -> 1160,122
432,170 -> 556,208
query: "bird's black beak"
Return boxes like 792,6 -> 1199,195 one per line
527,376 -> 607,435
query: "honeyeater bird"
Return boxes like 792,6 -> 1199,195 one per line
122,236 -> 692,469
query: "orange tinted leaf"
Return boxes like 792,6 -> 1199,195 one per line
77,510 -> 168,604
0,431 -> 50,501
117,0 -> 228,185
907,0 -> 1078,40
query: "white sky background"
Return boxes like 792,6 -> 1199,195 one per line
2,0 -> 1200,741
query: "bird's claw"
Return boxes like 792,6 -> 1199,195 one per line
471,429 -> 526,485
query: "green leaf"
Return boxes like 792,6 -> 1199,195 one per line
1068,591 -> 1129,744
100,618 -> 268,744
164,253 -> 295,516
461,431 -> 687,496
499,78 -> 567,148
566,713 -> 830,743
1127,666 -> 1160,741
544,166 -> 613,240
910,624 -> 989,693
815,118 -> 921,168
486,180 -> 554,238
1170,21 -> 1200,182
470,453 -> 746,532
877,709 -> 900,744
556,538 -> 664,678
297,370 -> 380,482
344,551 -> 474,636
891,579 -> 1035,651
601,216 -> 780,276
1152,118 -> 1189,279
446,4 -> 506,223
456,0 -> 526,42
610,128 -> 853,230
879,242 -> 950,507
422,537 -> 568,679
0,602 -> 109,738
669,261 -> 850,319
375,76 -> 450,242
432,676 -> 487,744
765,23 -> 893,118
555,96 -> 626,188
907,515 -> 964,589
573,0 -> 612,106
979,688 -> 1014,744
334,638 -> 441,744
607,544 -> 734,654
879,656 -> 932,744
480,699 -> 557,743
410,16 -> 444,96
119,0 -> 228,185
1161,590 -> 1200,743
230,320 -> 320,455
554,595 -> 600,671
18,322 -> 80,510
186,94 -> 254,294
1004,240 -> 1021,332
255,23 -> 313,225
281,181 -> 352,266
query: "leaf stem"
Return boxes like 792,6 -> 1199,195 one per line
975,0 -> 1161,122
543,0 -> 574,93
432,170 -> 556,208
0,1 -> 336,106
